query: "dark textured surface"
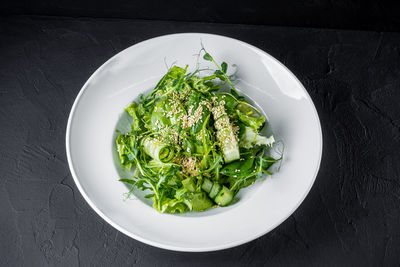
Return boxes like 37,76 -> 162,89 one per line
1,0 -> 400,31
1,15 -> 400,266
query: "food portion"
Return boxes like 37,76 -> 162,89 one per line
116,49 -> 281,213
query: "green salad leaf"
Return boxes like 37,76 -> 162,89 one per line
116,48 -> 282,213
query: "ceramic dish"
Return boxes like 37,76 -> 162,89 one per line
66,33 -> 322,252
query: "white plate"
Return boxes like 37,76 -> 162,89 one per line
66,33 -> 322,252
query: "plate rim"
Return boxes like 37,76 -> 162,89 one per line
65,32 -> 323,252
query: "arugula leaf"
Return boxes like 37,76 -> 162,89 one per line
116,46 -> 283,213
189,75 -> 219,94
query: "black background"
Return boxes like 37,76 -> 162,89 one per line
2,0 -> 400,31
1,1 -> 400,266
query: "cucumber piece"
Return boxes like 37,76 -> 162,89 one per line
214,186 -> 234,206
201,178 -> 213,193
212,103 -> 240,163
209,183 -> 222,199
220,136 -> 240,163
141,136 -> 174,162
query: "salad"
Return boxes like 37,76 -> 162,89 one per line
116,48 -> 282,213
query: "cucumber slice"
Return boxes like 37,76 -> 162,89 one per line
141,136 -> 174,162
209,183 -> 222,199
212,103 -> 240,163
214,186 -> 234,206
201,178 -> 213,193
221,135 -> 240,163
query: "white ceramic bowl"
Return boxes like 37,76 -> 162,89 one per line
66,33 -> 322,252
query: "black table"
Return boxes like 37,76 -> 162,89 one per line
1,16 -> 400,266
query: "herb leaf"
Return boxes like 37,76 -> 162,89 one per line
203,53 -> 213,61
221,62 -> 228,73
115,46 -> 283,213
